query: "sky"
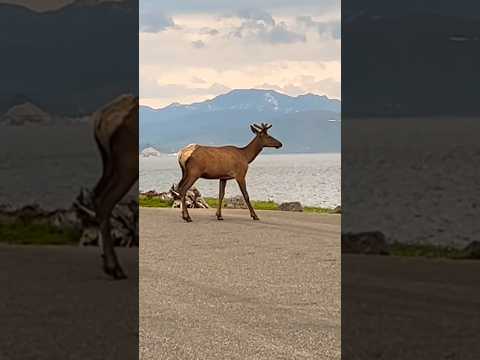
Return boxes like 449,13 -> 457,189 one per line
140,0 -> 340,108
1,0 -> 341,109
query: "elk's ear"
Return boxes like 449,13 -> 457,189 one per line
250,125 -> 259,134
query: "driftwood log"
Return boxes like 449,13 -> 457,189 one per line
140,184 -> 209,209
75,188 -> 138,247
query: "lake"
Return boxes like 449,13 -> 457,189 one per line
140,153 -> 341,208
0,126 -> 340,210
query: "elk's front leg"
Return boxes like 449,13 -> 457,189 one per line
236,177 -> 259,220
216,179 -> 227,220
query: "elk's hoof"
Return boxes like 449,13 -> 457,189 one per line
183,216 -> 193,222
102,256 -> 127,280
252,215 -> 260,221
216,215 -> 224,220
103,264 -> 127,280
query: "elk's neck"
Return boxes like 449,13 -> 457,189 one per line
242,136 -> 263,164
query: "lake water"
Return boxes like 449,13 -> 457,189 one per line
0,126 -> 340,209
140,153 -> 341,208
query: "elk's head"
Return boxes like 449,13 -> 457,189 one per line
250,123 -> 283,149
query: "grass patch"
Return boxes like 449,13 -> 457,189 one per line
139,196 -> 173,208
304,206 -> 338,214
389,243 -> 474,259
205,198 -> 279,210
204,197 -> 219,208
252,200 -> 279,211
0,223 -> 79,245
141,195 -> 338,214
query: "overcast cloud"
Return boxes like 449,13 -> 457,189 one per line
140,1 -> 340,108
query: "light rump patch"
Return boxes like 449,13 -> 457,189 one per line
178,143 -> 200,169
94,95 -> 137,153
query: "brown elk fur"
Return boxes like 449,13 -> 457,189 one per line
177,123 -> 282,222
92,94 -> 138,279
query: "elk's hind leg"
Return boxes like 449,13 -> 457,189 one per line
178,172 -> 199,222
216,179 -> 227,220
95,125 -> 138,279
95,176 -> 128,279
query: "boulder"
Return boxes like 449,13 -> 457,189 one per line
224,195 -> 247,209
342,231 -> 389,255
279,201 -> 304,212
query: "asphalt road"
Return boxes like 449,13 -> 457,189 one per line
0,245 -> 138,360
140,207 -> 341,360
343,254 -> 480,360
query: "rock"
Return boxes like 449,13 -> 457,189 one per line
342,231 -> 389,255
224,195 -> 247,209
140,146 -> 162,157
279,201 -> 303,212
463,241 -> 480,259
333,205 -> 341,214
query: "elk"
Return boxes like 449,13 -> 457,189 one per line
177,123 -> 282,222
91,94 -> 138,279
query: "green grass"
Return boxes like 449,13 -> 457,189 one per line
201,197 -> 336,213
204,197 -> 219,208
304,206 -> 338,214
139,196 -> 173,208
0,223 -> 79,245
389,242 -> 478,259
140,195 -> 339,214
205,198 -> 279,210
251,200 -> 279,210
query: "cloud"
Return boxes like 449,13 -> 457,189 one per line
231,8 -> 275,26
191,76 -> 206,84
141,74 -> 231,99
140,3 -> 175,33
256,75 -> 340,98
139,0 -> 339,16
199,27 -> 219,36
227,9 -> 306,44
139,3 -> 340,106
297,16 -> 340,39
191,40 -> 206,49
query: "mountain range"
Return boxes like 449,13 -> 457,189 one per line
0,0 -> 137,116
140,89 -> 341,154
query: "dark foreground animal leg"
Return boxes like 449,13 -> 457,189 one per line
216,179 -> 227,220
236,178 -> 259,220
95,177 -> 126,279
95,174 -> 137,279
